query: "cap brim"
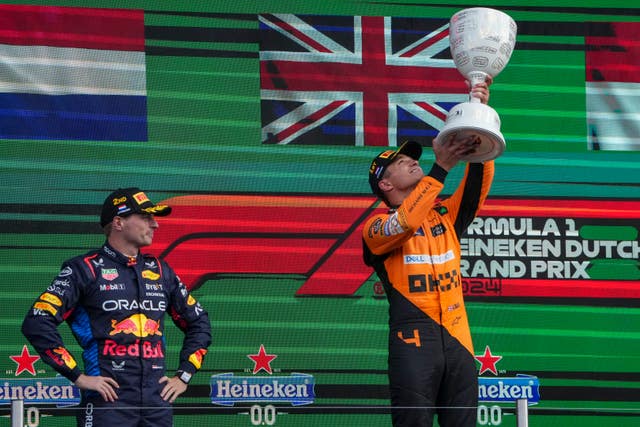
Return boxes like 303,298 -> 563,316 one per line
142,205 -> 172,217
396,140 -> 422,161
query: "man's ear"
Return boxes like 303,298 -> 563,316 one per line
378,179 -> 393,193
111,216 -> 124,231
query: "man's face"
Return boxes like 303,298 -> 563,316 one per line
119,213 -> 158,248
382,154 -> 424,192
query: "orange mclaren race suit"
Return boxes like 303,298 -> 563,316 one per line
22,242 -> 211,427
363,161 -> 494,427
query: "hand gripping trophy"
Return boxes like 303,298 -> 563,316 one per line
438,8 -> 517,162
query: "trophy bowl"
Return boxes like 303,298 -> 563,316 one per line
438,7 -> 517,162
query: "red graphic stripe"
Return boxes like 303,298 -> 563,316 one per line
498,278 -> 640,299
296,228 -> 370,295
150,195 -> 640,298
162,237 -> 336,287
0,5 -> 144,51
150,195 -> 376,292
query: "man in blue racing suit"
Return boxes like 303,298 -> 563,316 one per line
22,187 -> 212,427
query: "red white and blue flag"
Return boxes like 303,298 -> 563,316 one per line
0,5 -> 147,141
586,22 -> 640,151
259,14 -> 468,147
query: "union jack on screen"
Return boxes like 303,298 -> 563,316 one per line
259,14 -> 468,147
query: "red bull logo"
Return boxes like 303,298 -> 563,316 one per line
109,314 -> 162,338
188,348 -> 207,370
103,339 -> 164,359
51,347 -> 77,369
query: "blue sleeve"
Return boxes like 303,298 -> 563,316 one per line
164,261 -> 212,375
21,260 -> 87,382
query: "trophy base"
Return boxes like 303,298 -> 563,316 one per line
438,127 -> 505,162
438,102 -> 505,162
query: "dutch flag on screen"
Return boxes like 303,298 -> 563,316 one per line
0,5 -> 147,141
585,22 -> 640,151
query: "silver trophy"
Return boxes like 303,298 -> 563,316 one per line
438,8 -> 517,162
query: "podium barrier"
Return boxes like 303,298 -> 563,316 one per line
8,400 -> 530,427
516,399 -> 529,427
11,399 -> 23,427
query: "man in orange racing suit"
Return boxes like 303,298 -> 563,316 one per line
362,83 -> 494,427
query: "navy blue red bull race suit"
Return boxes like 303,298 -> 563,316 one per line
363,161 -> 494,426
22,242 -> 211,427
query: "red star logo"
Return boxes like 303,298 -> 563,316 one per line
475,345 -> 502,375
247,344 -> 277,374
10,345 -> 40,376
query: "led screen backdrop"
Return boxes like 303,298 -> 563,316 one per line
0,1 -> 639,426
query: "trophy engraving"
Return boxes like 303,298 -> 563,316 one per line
438,8 -> 517,162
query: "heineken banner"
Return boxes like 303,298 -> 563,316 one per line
1,1 -> 639,426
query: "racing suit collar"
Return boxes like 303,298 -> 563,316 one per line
101,242 -> 140,266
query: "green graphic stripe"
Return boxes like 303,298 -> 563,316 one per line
589,259 -> 640,280
580,225 -> 638,240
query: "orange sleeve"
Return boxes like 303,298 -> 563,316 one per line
441,160 -> 494,236
363,173 -> 445,255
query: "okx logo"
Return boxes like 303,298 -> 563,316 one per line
210,344 -> 315,406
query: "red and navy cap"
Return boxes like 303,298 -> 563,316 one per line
368,140 -> 423,199
100,188 -> 171,227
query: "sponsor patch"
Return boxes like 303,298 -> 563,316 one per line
434,205 -> 448,215
188,348 -> 208,370
33,301 -> 57,316
58,266 -> 73,277
211,373 -> 315,406
112,196 -> 127,206
383,212 -> 404,236
368,218 -> 383,238
404,250 -> 455,265
101,268 -> 119,281
431,223 -> 446,237
40,292 -> 62,307
116,204 -> 131,215
50,347 -> 77,370
133,191 -> 150,205
109,313 -> 163,337
0,377 -> 80,406
478,375 -> 541,403
142,270 -> 160,280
